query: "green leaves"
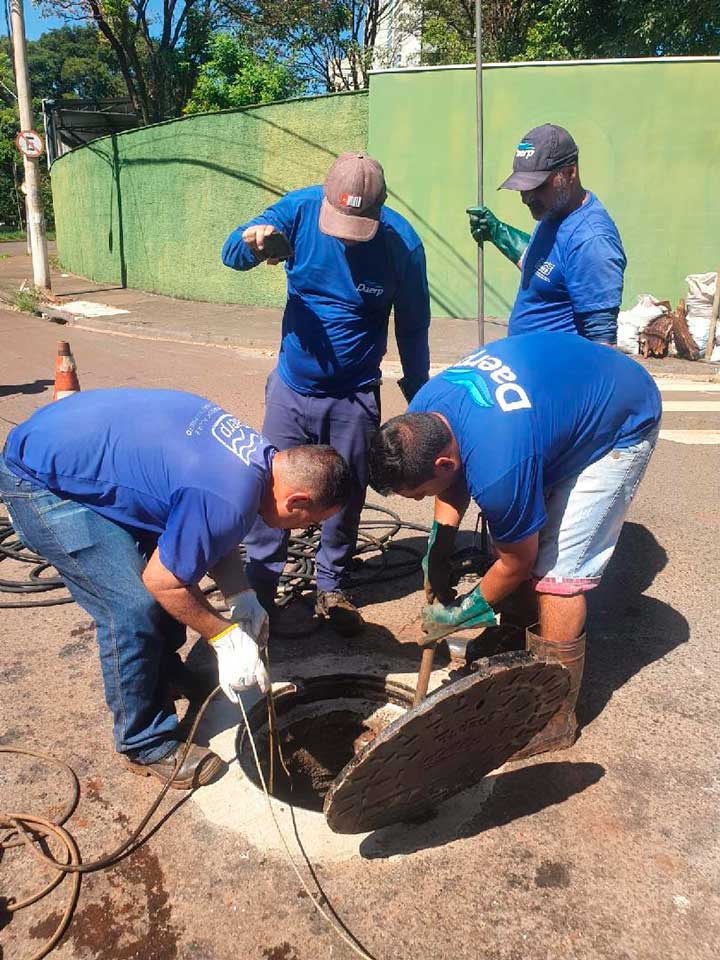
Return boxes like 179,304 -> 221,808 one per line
183,34 -> 305,113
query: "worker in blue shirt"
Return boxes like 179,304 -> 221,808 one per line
0,389 -> 351,787
368,333 -> 661,757
222,152 -> 431,635
467,124 -> 626,344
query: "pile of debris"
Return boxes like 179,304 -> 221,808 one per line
618,273 -> 720,362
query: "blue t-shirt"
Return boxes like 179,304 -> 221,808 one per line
509,193 -> 626,339
409,334 -> 661,544
4,389 -> 275,585
222,185 -> 430,397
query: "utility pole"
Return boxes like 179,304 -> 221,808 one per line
9,0 -> 51,291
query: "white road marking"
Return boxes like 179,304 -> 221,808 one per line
659,430 -> 720,444
655,380 -> 720,393
661,400 -> 720,412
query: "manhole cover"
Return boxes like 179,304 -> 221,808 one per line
324,652 -> 569,834
236,674 -> 415,812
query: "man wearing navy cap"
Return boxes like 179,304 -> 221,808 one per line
222,153 -> 431,635
468,124 -> 626,344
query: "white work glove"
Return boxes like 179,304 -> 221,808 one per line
226,589 -> 269,648
209,624 -> 270,702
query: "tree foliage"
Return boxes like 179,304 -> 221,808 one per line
417,0 -> 720,65
38,0 -> 221,123
183,33 -> 304,113
224,0 -> 401,91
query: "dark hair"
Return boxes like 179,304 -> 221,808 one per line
285,444 -> 353,508
368,413 -> 452,495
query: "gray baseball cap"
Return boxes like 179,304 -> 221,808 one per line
319,152 -> 387,242
499,124 -> 579,191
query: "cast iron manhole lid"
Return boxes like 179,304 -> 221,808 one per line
323,651 -> 569,834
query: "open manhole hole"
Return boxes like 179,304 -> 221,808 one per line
237,674 -> 415,812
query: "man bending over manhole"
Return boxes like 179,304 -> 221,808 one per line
367,333 -> 661,758
0,389 -> 351,787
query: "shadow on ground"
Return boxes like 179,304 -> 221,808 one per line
360,761 -> 605,859
582,522 -> 688,728
0,379 -> 53,398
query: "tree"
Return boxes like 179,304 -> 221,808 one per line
39,0 -> 222,122
415,0 -> 720,66
183,33 -> 305,113
523,0 -> 720,60
225,0 -> 407,91
26,25 -> 126,101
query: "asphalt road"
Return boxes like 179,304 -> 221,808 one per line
1,308 -> 719,960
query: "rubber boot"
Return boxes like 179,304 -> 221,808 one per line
510,626 -> 586,761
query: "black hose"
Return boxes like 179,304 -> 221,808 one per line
0,504 -> 429,610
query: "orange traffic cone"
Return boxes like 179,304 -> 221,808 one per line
53,341 -> 81,400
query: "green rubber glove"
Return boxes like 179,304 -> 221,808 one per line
421,521 -> 458,604
422,583 -> 498,635
466,206 -> 531,266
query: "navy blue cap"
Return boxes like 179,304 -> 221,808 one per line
499,124 -> 579,191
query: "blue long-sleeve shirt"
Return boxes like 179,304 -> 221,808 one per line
222,185 -> 430,398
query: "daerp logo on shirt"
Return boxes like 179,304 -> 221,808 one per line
357,280 -> 383,297
534,259 -> 555,282
453,349 -> 532,412
211,414 -> 261,465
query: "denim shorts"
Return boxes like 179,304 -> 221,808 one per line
533,428 -> 659,595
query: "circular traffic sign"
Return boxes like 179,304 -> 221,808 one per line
15,130 -> 44,158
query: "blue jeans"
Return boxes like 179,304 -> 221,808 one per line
244,370 -> 380,593
0,455 -> 183,761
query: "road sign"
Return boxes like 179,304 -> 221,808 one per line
15,130 -> 44,158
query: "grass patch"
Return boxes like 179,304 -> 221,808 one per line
0,254 -> 8,261
0,230 -> 56,243
13,286 -> 42,313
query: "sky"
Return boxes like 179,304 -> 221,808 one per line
3,2 -> 68,41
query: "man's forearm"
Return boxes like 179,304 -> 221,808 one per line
149,582 -> 229,640
480,558 -> 532,607
434,477 -> 471,528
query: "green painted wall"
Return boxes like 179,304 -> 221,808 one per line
368,61 -> 720,320
51,91 -> 368,306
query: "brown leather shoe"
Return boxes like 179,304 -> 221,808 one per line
123,743 -> 223,789
315,589 -> 363,637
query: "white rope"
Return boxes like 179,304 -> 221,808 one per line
236,696 -> 377,960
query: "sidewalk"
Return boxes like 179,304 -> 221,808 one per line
1,242 -> 718,381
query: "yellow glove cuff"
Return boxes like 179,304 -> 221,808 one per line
209,623 -> 235,645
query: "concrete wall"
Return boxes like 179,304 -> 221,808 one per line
51,92 -> 368,306
368,60 -> 720,321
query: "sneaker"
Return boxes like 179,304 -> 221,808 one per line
123,742 -> 223,789
315,589 -> 363,637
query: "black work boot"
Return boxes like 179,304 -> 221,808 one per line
315,589 -> 363,637
510,626 -> 586,761
123,743 -> 223,789
166,656 -> 218,703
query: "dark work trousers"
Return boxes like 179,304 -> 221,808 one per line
244,369 -> 380,594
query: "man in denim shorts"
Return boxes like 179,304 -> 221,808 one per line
368,333 -> 661,757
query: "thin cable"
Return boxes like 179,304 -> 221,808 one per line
236,695 -> 378,960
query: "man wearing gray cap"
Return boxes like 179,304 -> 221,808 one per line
468,124 -> 626,344
222,153 -> 431,635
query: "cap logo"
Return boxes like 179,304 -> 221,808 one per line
340,192 -> 362,208
516,141 -> 535,159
